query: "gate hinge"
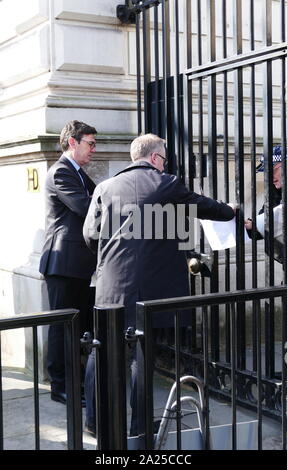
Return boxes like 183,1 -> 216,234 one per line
116,4 -> 136,24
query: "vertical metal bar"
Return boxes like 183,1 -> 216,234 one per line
206,0 -> 217,194
94,305 -> 108,447
222,0 -> 231,364
198,0 -> 206,356
230,302 -> 237,450
161,0 -> 167,141
0,332 -> 3,451
249,0 -> 259,372
280,2 -> 287,448
207,0 -> 220,362
64,313 -> 83,450
107,306 -> 127,449
183,0 -> 192,189
154,4 -> 160,136
233,0 -> 246,371
32,326 -> 40,450
175,311 -> 182,450
197,0 -> 203,188
95,306 -> 127,450
136,304 -> 154,450
280,0 -> 287,282
143,7 -> 151,133
164,0 -> 170,81
197,1 -> 206,353
161,0 -> 171,146
282,295 -> 287,450
136,12 -> 142,135
256,300 -> 262,450
185,0 -> 192,71
197,0 -> 204,191
173,0 -> 182,180
202,305 -> 210,450
183,1 -> 196,346
262,0 -> 275,380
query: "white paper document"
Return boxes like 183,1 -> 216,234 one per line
200,218 -> 250,251
256,204 -> 283,238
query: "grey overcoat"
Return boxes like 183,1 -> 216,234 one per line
83,161 -> 234,327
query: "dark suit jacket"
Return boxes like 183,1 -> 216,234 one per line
39,155 -> 97,280
83,161 -> 235,327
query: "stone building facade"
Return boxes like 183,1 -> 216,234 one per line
0,0 -> 138,375
0,0 -> 285,375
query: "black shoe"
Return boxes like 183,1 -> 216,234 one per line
84,423 -> 97,437
153,419 -> 161,434
51,391 -> 67,404
129,419 -> 161,437
51,391 -> 86,407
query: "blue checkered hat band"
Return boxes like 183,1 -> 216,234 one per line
272,154 -> 282,163
256,145 -> 284,172
259,154 -> 282,164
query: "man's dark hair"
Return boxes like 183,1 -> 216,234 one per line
60,120 -> 97,151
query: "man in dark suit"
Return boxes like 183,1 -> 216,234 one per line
83,133 -> 236,435
39,120 -> 98,405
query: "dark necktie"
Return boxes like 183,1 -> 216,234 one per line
78,168 -> 89,194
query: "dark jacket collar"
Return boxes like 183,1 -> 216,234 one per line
59,153 -> 75,166
114,160 -> 160,177
59,154 -> 82,174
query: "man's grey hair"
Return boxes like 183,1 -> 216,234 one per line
130,133 -> 166,162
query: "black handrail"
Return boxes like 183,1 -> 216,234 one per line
94,305 -> 127,450
136,285 -> 287,450
136,285 -> 287,312
0,309 -> 82,450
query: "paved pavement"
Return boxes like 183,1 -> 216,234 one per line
0,368 -> 283,451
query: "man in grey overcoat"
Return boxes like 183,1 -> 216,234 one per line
83,133 -> 235,435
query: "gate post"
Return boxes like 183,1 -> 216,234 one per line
94,304 -> 127,450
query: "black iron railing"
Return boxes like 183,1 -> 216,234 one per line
93,305 -> 127,451
117,0 -> 287,416
135,285 -> 287,450
0,309 -> 82,450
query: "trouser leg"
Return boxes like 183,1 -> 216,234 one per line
129,346 -> 138,436
84,349 -> 96,429
45,275 -> 94,393
84,332 -> 155,436
46,276 -> 69,393
84,342 -> 137,434
130,331 -> 157,436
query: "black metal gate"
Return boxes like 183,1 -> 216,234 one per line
117,0 -> 287,418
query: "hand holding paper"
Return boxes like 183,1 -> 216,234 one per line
200,216 -> 250,251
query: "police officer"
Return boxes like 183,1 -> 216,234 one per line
245,145 -> 285,263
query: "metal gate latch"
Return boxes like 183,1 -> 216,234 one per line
125,326 -> 144,347
80,331 -> 101,356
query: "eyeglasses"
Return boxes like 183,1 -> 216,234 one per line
81,138 -> 96,150
156,153 -> 167,162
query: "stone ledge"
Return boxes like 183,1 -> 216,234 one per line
53,0 -> 121,25
0,134 -> 135,165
